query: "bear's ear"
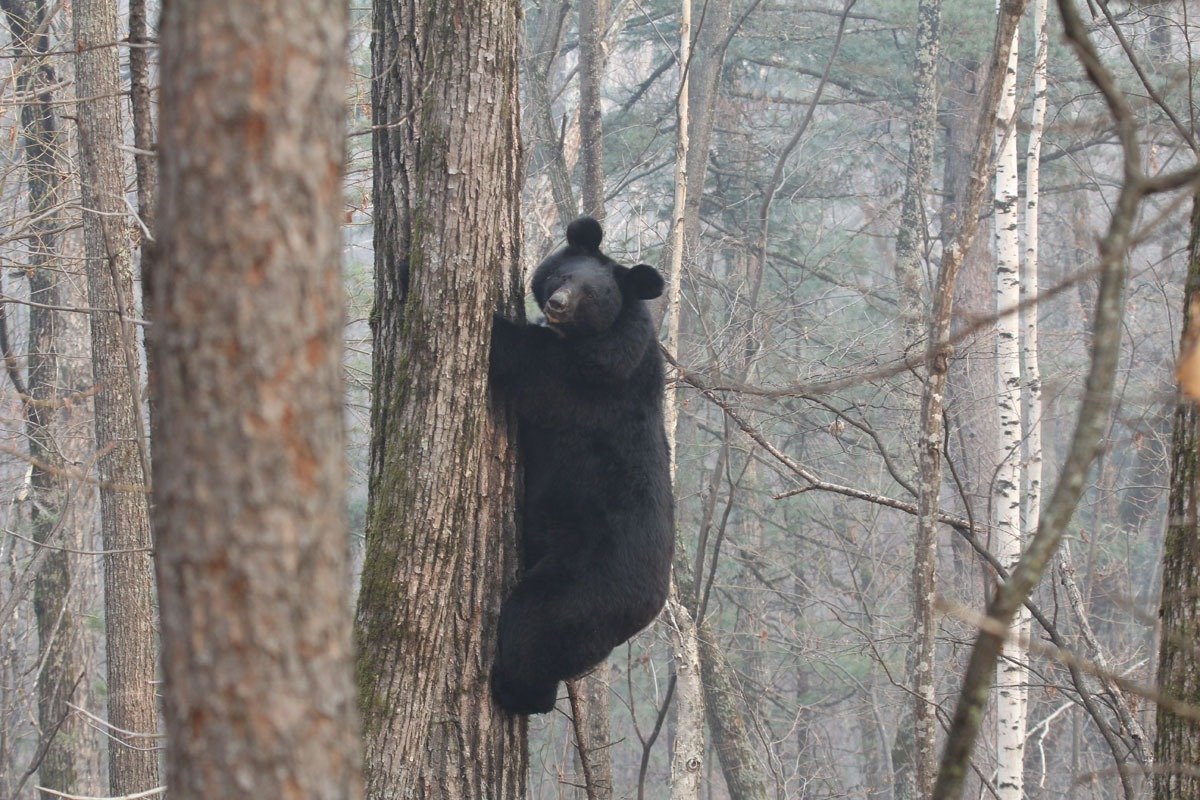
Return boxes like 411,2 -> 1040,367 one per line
566,216 -> 604,251
625,264 -> 664,300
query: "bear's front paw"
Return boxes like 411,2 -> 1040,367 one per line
492,312 -> 519,333
490,313 -> 521,380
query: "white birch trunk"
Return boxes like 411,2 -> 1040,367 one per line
664,1 -> 704,797
1023,0 -> 1047,613
993,14 -> 1027,799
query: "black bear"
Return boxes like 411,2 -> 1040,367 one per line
489,216 -> 675,715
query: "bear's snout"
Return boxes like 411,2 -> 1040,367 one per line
544,288 -> 572,320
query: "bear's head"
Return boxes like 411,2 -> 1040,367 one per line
531,217 -> 664,337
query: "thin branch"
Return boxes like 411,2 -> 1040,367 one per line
35,787 -> 165,800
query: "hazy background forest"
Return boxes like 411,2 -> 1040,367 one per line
0,0 -> 1198,798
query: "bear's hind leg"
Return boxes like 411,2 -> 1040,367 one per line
491,564 -> 615,715
492,577 -> 561,714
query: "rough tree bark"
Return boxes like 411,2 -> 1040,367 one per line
127,0 -> 155,237
152,1 -> 362,796
72,0 -> 160,792
0,1 -> 87,794
1155,192 -> 1200,800
352,0 -> 527,797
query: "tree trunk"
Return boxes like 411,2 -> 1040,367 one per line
352,0 -> 527,796
1155,192 -> 1200,800
578,0 -> 610,219
663,1 -> 707,796
674,7 -> 772,797
888,2 -> 942,796
1022,0 -> 1047,677
0,1 -> 88,794
891,0 -> 941,341
523,0 -> 576,230
698,621 -> 769,800
911,0 -> 1025,793
570,2 -> 616,790
152,1 -> 362,796
992,20 -> 1027,799
127,0 -> 157,366
127,0 -> 156,237
72,0 -> 160,793
668,590 -> 704,800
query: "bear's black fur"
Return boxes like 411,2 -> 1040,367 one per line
489,216 -> 674,715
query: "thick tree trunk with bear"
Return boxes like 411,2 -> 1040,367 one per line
488,218 -> 672,717
352,0 -> 527,796
152,1 -> 362,797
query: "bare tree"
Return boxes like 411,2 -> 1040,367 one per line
578,0 -> 610,220
72,0 -> 159,792
352,0 -> 527,796
0,1 -> 89,794
889,2 -> 942,796
663,2 -> 705,798
912,0 -> 1025,790
152,0 -> 362,796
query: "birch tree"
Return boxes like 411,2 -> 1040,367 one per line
72,0 -> 160,792
909,2 -> 1026,795
352,0 -> 527,796
992,11 -> 1027,797
933,0 -> 1197,792
1020,1 -> 1047,789
152,1 -> 362,796
1022,0 -> 1047,629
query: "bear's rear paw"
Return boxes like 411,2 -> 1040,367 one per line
491,668 -> 558,715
